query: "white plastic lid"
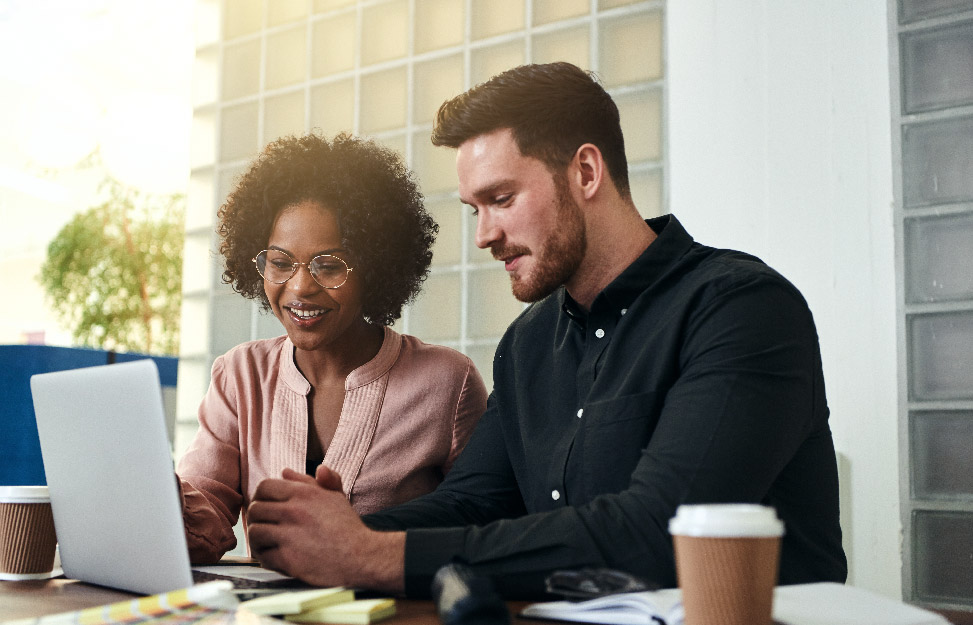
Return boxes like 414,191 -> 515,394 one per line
668,504 -> 784,538
0,485 -> 50,504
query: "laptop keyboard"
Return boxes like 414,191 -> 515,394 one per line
192,568 -> 308,590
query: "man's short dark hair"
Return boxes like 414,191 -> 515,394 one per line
431,62 -> 630,198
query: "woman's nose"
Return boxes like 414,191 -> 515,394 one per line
287,263 -> 321,293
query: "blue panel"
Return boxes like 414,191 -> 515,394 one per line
0,346 -> 178,486
112,353 -> 179,387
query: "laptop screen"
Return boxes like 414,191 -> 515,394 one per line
31,360 -> 195,594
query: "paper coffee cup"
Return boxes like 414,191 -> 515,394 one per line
0,485 -> 58,580
669,504 -> 784,625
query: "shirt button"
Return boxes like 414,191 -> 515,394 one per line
595,328 -> 605,338
551,489 -> 561,501
621,308 -> 628,316
576,408 -> 584,418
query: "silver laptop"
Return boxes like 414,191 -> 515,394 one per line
30,359 -> 298,596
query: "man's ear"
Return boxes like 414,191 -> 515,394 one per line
572,143 -> 605,201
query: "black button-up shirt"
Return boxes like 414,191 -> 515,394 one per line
365,214 -> 847,598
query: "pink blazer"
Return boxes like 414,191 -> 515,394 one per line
176,327 -> 487,563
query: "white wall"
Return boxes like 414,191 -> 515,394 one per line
667,1 -> 900,598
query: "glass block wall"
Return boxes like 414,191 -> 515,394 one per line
891,0 -> 973,609
177,0 -> 666,457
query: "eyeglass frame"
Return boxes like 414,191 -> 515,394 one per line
252,249 -> 354,289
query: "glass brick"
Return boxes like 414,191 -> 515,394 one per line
913,511 -> 973,604
255,306 -> 284,339
211,292 -> 254,355
221,39 -> 261,100
174,357 -> 210,417
616,87 -> 663,163
415,0 -> 464,53
599,0 -> 642,8
181,231 -> 214,295
905,212 -> 973,303
266,27 -> 307,90
178,296 -> 210,357
193,48 -> 219,107
911,411 -> 973,499
533,0 -> 588,25
468,269 -> 525,338
375,133 -> 406,161
427,198 -> 464,267
220,102 -> 260,162
413,55 -> 464,125
598,12 -> 663,86
408,272 -> 461,340
190,111 -> 217,169
268,0 -> 307,26
310,80 -> 356,135
218,164 -> 246,208
909,311 -> 973,400
360,67 -> 407,133
532,26 -> 590,69
902,20 -> 973,114
313,0 -> 357,12
471,41 -> 525,85
903,116 -> 973,207
631,169 -> 664,219
361,0 -> 408,65
264,90 -> 306,144
413,131 -> 459,195
901,0 -> 973,23
471,0 -> 525,40
186,171 -> 216,232
223,0 -> 262,40
312,12 -> 356,77
467,342 -> 498,391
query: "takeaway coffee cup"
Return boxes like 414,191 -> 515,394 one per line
0,485 -> 58,580
668,504 -> 784,625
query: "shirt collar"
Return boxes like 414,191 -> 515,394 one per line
279,326 -> 402,393
558,213 -> 695,322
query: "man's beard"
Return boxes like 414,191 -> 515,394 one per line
497,175 -> 587,303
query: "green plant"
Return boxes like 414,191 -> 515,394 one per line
38,177 -> 185,355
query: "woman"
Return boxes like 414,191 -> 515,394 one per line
177,133 -> 487,563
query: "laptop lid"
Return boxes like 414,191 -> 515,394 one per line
31,359 -> 195,595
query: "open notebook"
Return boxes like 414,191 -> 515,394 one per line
31,359 -> 305,596
520,582 -> 949,625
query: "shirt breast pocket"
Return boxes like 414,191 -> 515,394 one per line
581,391 -> 662,494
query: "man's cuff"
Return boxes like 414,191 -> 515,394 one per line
403,526 -> 467,598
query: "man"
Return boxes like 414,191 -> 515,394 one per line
247,62 -> 848,598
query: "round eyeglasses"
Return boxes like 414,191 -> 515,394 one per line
253,249 -> 353,289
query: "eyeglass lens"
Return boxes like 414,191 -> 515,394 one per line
254,249 -> 350,288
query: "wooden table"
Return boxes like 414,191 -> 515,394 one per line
0,577 -> 533,623
4,577 -> 972,624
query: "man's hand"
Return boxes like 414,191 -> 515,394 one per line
247,467 -> 405,593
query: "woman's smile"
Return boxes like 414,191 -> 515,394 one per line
285,304 -> 330,327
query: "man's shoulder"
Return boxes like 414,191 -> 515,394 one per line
682,243 -> 803,300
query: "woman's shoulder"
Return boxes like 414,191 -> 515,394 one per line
395,331 -> 474,367
389,331 -> 484,385
215,335 -> 289,374
386,331 -> 487,406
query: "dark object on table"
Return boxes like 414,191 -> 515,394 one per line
544,568 -> 657,600
432,562 -> 511,625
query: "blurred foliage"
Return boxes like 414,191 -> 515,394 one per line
38,177 -> 185,355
